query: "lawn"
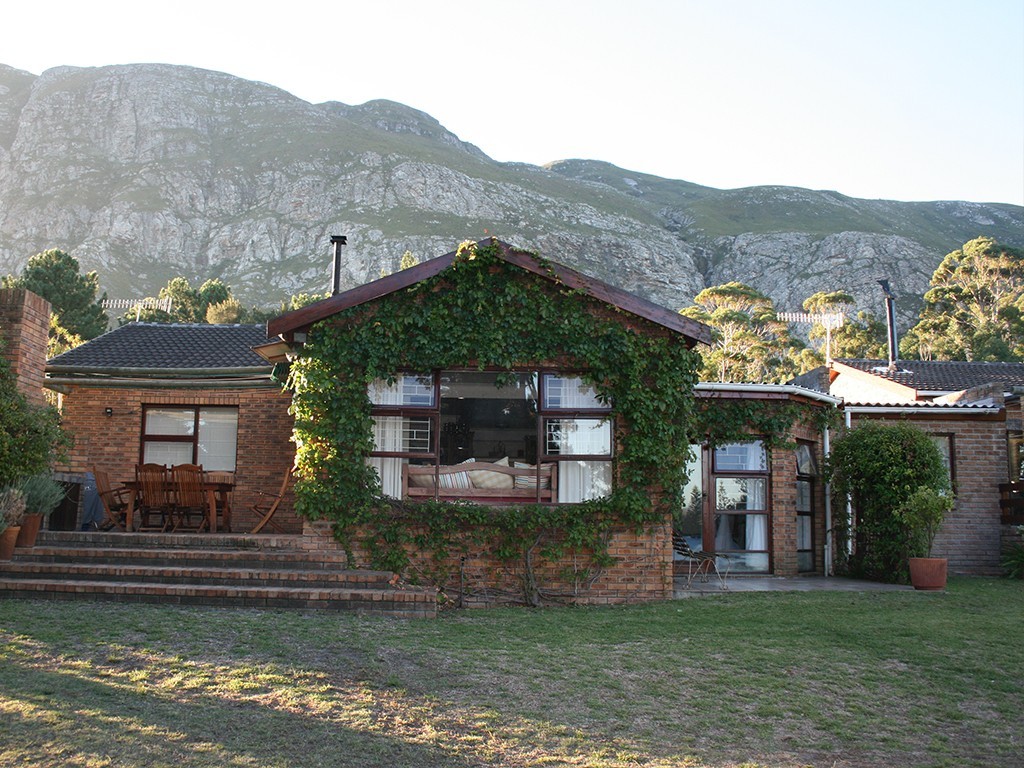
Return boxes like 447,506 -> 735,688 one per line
1,577 -> 1021,768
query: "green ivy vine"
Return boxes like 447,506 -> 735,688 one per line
285,239 -> 830,604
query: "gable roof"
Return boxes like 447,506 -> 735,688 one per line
834,359 -> 1024,394
267,239 -> 713,345
47,323 -> 272,375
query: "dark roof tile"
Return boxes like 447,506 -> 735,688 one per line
47,324 -> 271,370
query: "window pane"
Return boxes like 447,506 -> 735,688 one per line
545,418 -> 611,456
369,374 -> 435,407
440,371 -> 537,464
930,435 -> 953,487
145,408 -> 194,436
1010,432 -> 1024,480
198,408 -> 238,471
715,478 -> 767,511
797,514 -> 813,550
714,441 -> 767,472
713,512 -> 769,552
373,416 -> 433,453
143,441 -> 192,467
795,443 -> 817,475
796,479 -> 812,513
543,375 -> 609,410
677,446 -> 704,550
556,460 -> 612,502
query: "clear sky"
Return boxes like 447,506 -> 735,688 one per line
4,0 -> 1023,205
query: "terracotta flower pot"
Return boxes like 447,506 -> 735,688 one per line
0,526 -> 22,560
909,557 -> 948,591
15,513 -> 43,548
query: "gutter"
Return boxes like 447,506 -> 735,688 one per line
696,381 -> 842,406
45,375 -> 276,391
843,403 -> 1002,416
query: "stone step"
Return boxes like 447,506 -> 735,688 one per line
0,577 -> 436,617
35,530 -> 309,551
0,560 -> 396,590
18,545 -> 350,571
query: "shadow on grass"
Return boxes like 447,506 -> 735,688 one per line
0,657 -> 485,768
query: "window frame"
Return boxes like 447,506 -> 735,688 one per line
795,440 -> 816,573
139,404 -> 239,471
367,369 -> 615,503
708,439 -> 771,573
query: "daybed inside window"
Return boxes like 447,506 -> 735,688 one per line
368,371 -> 612,504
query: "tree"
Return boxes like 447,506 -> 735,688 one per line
801,290 -> 888,363
4,249 -> 108,341
0,341 -> 68,488
680,282 -> 801,383
399,250 -> 419,270
206,297 -> 243,324
901,237 -> 1024,362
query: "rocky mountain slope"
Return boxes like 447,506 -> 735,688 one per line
1,62 -> 1021,324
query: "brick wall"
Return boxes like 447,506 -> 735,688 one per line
304,517 -> 673,606
55,383 -> 299,532
849,412 -> 1006,575
0,288 -> 51,405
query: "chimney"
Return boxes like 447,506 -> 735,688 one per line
0,288 -> 51,406
878,279 -> 899,370
330,235 -> 347,296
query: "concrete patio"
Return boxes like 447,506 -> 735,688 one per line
674,574 -> 917,597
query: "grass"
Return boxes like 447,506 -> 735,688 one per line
1,577 -> 1021,767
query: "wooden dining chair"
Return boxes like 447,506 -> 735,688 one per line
171,463 -> 208,532
249,466 -> 292,533
136,463 -> 172,532
94,469 -> 130,531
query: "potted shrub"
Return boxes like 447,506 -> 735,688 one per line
898,486 -> 954,590
826,422 -> 951,584
0,486 -> 27,560
15,473 -> 65,548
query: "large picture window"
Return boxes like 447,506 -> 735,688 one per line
141,406 -> 238,471
368,371 -> 612,503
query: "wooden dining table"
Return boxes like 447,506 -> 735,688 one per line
121,478 -> 234,533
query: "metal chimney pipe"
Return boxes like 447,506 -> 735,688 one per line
878,279 -> 898,369
330,235 -> 347,296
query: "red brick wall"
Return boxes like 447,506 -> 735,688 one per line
0,288 -> 51,405
769,420 -> 827,577
55,384 -> 300,532
306,517 -> 673,605
849,412 -> 1006,575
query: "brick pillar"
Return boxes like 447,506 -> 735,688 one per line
0,288 -> 51,405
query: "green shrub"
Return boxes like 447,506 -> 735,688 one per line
826,422 -> 950,583
19,473 -> 66,518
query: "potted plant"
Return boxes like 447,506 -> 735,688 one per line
0,486 -> 27,560
15,473 -> 65,548
898,486 -> 954,590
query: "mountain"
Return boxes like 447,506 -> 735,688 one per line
1,62 -> 1021,324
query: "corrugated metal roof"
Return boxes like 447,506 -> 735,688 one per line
47,323 -> 271,371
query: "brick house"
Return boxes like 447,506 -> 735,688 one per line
6,243 -> 843,603
796,358 -> 1024,575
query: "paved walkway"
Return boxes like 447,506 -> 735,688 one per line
674,575 -> 915,598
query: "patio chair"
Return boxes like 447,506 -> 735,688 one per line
94,469 -> 131,531
171,463 -> 209,532
249,466 -> 292,533
136,463 -> 173,532
672,531 -> 730,589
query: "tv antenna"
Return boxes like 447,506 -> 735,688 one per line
778,311 -> 845,363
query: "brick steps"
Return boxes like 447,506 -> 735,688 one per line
0,531 -> 436,617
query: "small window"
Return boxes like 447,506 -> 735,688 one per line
714,441 -> 767,472
542,374 -> 610,410
142,406 -> 238,471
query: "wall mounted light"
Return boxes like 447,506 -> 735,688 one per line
104,407 -> 113,417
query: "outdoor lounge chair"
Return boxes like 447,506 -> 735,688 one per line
249,466 -> 292,533
94,469 -> 131,531
672,531 -> 730,589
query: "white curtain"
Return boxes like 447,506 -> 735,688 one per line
369,378 -> 406,499
746,479 -> 767,550
551,377 -> 611,503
